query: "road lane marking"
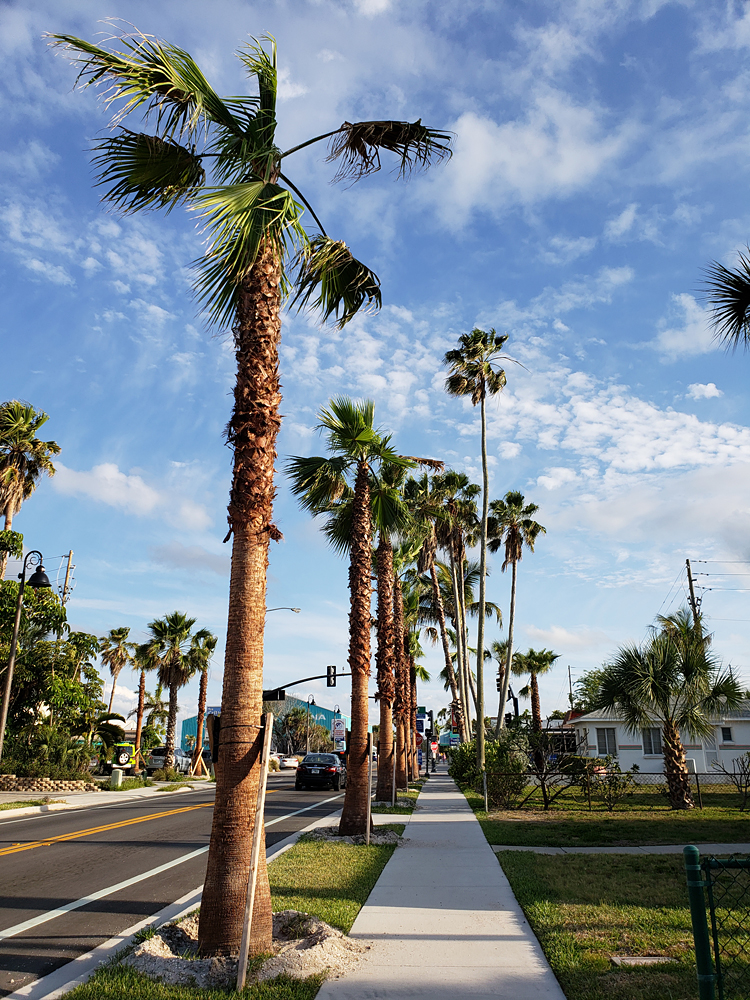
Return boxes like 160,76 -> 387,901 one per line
0,791 -> 344,942
0,847 -> 210,942
0,804 -> 213,858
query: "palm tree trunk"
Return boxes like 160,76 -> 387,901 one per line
339,459 -> 373,836
497,560 -> 517,734
431,564 -> 465,741
393,576 -> 408,789
375,535 -> 396,801
410,661 -> 418,779
199,243 -> 281,957
662,721 -> 695,809
448,551 -> 469,740
107,668 -> 120,715
192,668 -> 208,774
530,672 -> 542,733
165,682 -> 178,770
0,503 -> 14,580
476,388 -> 489,770
134,669 -> 146,767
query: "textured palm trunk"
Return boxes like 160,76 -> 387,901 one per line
448,552 -> 469,740
107,668 -> 121,715
530,672 -> 542,733
497,560 -> 517,733
662,721 -> 694,810
199,244 -> 281,957
410,662 -> 418,779
393,576 -> 408,789
375,535 -> 396,801
339,460 -> 374,836
134,669 -> 146,767
431,563 -> 465,741
192,668 -> 208,773
165,681 -> 178,770
0,502 -> 13,580
476,388 -> 488,770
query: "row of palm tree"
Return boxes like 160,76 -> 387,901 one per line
99,614 -> 216,771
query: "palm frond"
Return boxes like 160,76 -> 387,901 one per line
92,130 -> 205,213
327,119 -> 452,183
48,28 -> 246,139
292,236 -> 381,329
285,454 -> 352,511
704,250 -> 750,350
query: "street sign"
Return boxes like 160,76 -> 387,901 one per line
418,750 -> 423,766
415,733 -> 423,747
331,718 -> 346,740
431,742 -> 438,752
450,734 -> 460,747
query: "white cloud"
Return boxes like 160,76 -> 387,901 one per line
605,202 -> 638,238
353,0 -> 393,15
525,624 -> 611,650
687,382 -> 723,400
539,234 -> 597,265
23,257 -> 73,285
150,541 -> 229,576
653,293 -> 716,360
537,466 -> 577,490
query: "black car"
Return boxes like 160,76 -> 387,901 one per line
295,753 -> 347,791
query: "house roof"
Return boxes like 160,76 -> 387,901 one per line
571,700 -> 750,725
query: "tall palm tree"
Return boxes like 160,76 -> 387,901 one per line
510,647 -> 559,733
144,612 -> 206,771
99,627 -> 136,715
444,330 -> 513,772
131,642 -> 157,769
50,28 -> 450,957
596,608 -> 742,809
287,398 -> 412,834
189,630 -> 218,775
0,401 -> 60,579
488,491 -> 546,734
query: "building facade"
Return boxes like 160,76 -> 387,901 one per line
570,703 -> 750,772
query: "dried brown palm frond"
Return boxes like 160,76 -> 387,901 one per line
327,119 -> 452,183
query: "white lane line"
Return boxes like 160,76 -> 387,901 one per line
0,792 -> 344,942
0,847 -> 210,942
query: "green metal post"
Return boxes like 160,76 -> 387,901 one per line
684,845 -> 716,1000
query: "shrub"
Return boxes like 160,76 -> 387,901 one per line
448,740 -> 480,785
268,757 -> 280,772
151,767 -> 182,782
589,756 -> 639,811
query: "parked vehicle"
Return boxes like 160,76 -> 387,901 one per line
146,746 -> 192,775
295,753 -> 347,791
280,756 -> 300,770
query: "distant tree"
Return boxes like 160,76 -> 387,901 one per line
572,669 -> 606,713
511,648 -> 560,734
99,627 -> 136,714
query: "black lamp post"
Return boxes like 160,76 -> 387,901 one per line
0,551 -> 51,762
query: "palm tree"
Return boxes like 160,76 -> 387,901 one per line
287,398 -> 412,833
131,642 -> 157,770
143,612 -> 203,770
703,248 -> 750,348
488,491 -> 546,734
50,27 -> 450,957
189,630 -> 218,775
510,647 -> 559,733
99,627 -> 136,715
0,401 -> 60,579
596,608 -> 743,809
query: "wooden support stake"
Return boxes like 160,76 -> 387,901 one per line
236,711 -> 273,992
366,732 -> 373,846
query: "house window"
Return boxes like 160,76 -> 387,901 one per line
722,727 -> 733,743
642,728 -> 663,755
596,728 -> 617,756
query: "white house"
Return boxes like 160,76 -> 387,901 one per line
570,703 -> 750,773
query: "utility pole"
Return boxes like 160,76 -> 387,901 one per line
61,550 -> 74,605
686,559 -> 700,625
568,665 -> 573,710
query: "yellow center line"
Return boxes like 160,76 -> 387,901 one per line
0,787 -> 279,858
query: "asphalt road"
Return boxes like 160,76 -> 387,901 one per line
0,771 -> 344,996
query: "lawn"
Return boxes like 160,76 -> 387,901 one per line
499,851 -> 700,1000
65,824 -> 404,1000
0,798 -> 64,810
463,785 -> 750,846
371,780 -> 425,815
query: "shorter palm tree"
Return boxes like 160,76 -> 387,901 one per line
189,630 -> 218,774
510,648 -> 559,733
596,608 -> 743,809
99,627 -> 136,714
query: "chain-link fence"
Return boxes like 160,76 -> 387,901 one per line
684,846 -> 750,1000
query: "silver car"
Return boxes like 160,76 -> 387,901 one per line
146,746 -> 192,775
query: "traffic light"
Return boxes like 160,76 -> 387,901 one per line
496,671 -> 503,692
326,664 -> 337,687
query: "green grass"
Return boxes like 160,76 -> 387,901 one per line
160,783 -> 194,793
463,785 -> 750,846
64,965 -> 323,1000
371,783 -> 422,815
499,852 -> 700,1000
270,835 -> 397,932
0,798 -> 64,810
99,776 -> 155,792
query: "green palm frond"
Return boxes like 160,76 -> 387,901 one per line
327,119 -> 452,183
193,182 -> 306,327
48,28 -> 246,138
236,37 -> 277,121
292,236 -> 382,329
704,249 -> 750,350
285,455 -> 352,511
92,130 -> 205,213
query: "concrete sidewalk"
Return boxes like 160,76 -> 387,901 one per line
317,769 -> 565,1000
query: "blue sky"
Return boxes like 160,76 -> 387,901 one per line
3,0 -> 750,732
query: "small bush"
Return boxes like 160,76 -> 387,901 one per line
151,767 -> 182,782
590,756 -> 639,811
268,757 -> 280,772
99,775 -> 154,792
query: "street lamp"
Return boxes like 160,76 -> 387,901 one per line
266,607 -> 301,614
0,551 -> 51,762
306,694 -> 315,754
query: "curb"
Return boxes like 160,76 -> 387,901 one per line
7,806 -> 345,1000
